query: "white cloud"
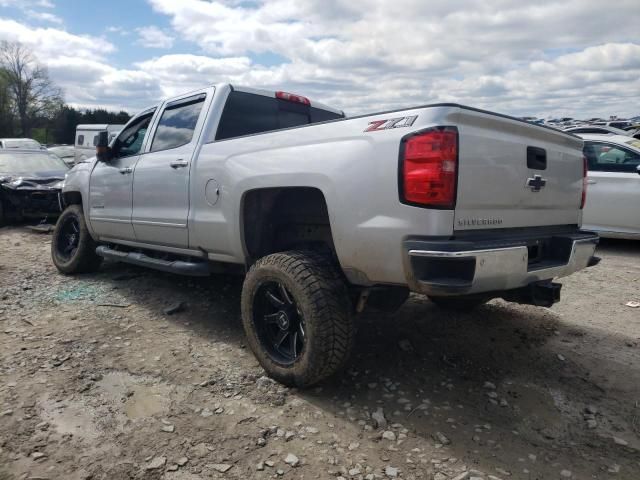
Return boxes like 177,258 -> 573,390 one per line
106,26 -> 129,36
0,18 -> 114,59
135,54 -> 251,97
25,10 -> 62,24
0,19 -> 157,111
0,0 -> 55,9
136,25 -> 174,49
145,0 -> 640,118
1,1 -> 639,119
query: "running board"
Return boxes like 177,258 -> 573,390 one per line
95,245 -> 210,276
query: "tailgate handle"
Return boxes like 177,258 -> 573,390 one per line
527,146 -> 547,170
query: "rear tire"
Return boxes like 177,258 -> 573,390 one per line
429,296 -> 487,311
241,251 -> 354,387
51,204 -> 102,274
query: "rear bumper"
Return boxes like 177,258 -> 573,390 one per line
404,230 -> 599,296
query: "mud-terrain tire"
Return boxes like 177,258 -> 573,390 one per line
51,204 -> 102,274
429,296 -> 487,311
241,251 -> 354,387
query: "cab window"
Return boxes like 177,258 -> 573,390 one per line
584,142 -> 640,173
111,110 -> 156,159
150,94 -> 206,152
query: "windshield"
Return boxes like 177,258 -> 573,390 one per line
2,139 -> 42,149
0,152 -> 68,174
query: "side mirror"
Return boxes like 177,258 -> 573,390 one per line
95,131 -> 112,162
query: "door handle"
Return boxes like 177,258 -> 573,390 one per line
118,167 -> 133,174
587,179 -> 597,184
170,159 -> 189,169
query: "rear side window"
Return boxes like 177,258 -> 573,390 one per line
77,134 -> 84,146
215,91 -> 343,141
584,142 -> 640,173
151,94 -> 206,152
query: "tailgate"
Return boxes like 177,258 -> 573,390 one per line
453,108 -> 584,230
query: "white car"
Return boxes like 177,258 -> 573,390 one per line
0,138 -> 43,149
579,134 -> 640,239
48,145 -> 76,166
565,125 -> 640,140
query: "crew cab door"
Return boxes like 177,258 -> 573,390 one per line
89,108 -> 156,240
582,141 -> 640,235
131,90 -> 211,247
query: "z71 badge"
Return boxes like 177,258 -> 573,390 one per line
364,115 -> 418,132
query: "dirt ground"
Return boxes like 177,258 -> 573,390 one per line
0,226 -> 639,480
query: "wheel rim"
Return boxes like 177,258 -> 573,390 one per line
253,280 -> 305,365
56,216 -> 80,261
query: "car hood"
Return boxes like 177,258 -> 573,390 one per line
0,169 -> 66,190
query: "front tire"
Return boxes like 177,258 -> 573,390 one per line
241,251 -> 354,387
51,204 -> 102,274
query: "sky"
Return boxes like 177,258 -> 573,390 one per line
0,0 -> 638,119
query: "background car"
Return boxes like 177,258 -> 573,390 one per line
578,133 -> 640,239
564,125 -> 633,137
47,145 -> 76,166
0,149 -> 68,225
593,120 -> 634,130
0,138 -> 44,149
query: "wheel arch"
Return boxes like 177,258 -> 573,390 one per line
240,187 -> 337,264
62,190 -> 83,207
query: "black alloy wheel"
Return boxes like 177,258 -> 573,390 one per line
253,281 -> 305,364
241,251 -> 354,387
51,204 -> 102,274
56,215 -> 80,260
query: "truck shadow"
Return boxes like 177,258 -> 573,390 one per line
596,237 -> 640,257
86,259 -> 639,477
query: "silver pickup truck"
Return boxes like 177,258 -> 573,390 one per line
52,84 -> 599,386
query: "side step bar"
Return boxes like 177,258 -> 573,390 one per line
96,245 -> 210,276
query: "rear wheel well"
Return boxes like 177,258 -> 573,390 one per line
242,187 -> 336,263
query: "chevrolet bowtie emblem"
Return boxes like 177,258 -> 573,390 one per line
527,175 -> 547,192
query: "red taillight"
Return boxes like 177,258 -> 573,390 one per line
581,154 -> 588,209
276,91 -> 310,105
400,128 -> 458,208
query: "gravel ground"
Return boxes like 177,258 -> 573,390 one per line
0,226 -> 639,480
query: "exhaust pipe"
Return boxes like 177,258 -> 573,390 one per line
503,281 -> 562,308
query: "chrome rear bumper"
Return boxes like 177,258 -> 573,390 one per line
405,232 -> 598,296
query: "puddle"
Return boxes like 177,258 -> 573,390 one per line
39,398 -> 100,441
97,371 -> 173,419
38,371 -> 181,444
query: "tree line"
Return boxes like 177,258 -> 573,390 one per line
0,41 -> 130,145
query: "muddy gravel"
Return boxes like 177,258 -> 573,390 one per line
1,226 -> 639,480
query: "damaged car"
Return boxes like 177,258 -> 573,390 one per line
0,149 -> 68,225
